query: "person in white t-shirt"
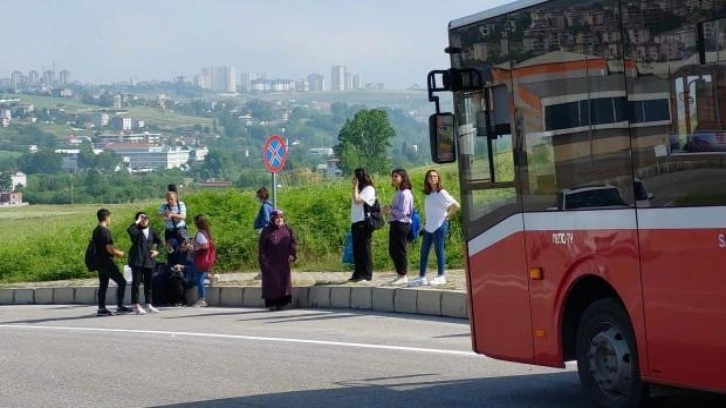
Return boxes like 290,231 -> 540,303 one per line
409,169 -> 460,287
348,168 -> 376,282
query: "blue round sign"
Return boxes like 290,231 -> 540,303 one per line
262,134 -> 287,173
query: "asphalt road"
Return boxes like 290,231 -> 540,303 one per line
0,305 -> 722,407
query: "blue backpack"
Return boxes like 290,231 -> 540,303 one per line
407,209 -> 421,243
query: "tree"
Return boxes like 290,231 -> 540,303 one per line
333,109 -> 394,175
18,150 -> 63,174
201,149 -> 234,179
0,172 -> 12,191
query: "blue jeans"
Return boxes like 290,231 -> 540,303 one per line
419,221 -> 448,277
185,264 -> 207,299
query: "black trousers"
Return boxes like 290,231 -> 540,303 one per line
98,259 -> 126,309
351,222 -> 373,281
131,266 -> 154,305
389,221 -> 411,276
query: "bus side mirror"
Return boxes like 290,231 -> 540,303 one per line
429,113 -> 456,164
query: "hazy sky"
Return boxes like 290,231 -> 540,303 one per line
2,0 -> 513,89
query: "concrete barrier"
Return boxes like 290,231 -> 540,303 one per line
307,286 -> 330,308
206,287 -> 222,306
371,287 -> 396,313
0,284 -> 469,320
0,289 -> 14,305
218,287 -> 243,307
442,291 -> 467,319
75,287 -> 96,305
242,287 -> 265,308
292,287 -> 309,308
329,287 -> 351,309
14,289 -> 35,305
54,288 -> 75,304
393,288 -> 418,314
35,288 -> 54,305
350,287 -> 372,310
417,289 -> 442,316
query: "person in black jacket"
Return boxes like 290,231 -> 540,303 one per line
127,211 -> 163,314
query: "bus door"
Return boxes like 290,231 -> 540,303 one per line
455,81 -> 533,361
630,14 -> 726,388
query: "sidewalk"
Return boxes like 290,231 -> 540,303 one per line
0,270 -> 468,291
0,270 -> 469,319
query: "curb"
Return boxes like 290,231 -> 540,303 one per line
0,285 -> 468,319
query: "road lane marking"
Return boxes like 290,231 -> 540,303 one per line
0,324 -> 480,357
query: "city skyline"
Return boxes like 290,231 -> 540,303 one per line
0,0 -> 511,89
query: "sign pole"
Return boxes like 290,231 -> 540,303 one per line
272,172 -> 276,209
262,134 -> 287,211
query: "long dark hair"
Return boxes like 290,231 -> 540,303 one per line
354,168 -> 373,192
194,214 -> 211,236
423,169 -> 444,195
391,168 -> 412,190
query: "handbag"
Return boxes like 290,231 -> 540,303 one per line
363,199 -> 385,231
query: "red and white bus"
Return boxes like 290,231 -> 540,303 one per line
427,0 -> 726,406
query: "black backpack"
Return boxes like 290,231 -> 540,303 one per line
84,237 -> 98,272
363,199 -> 385,231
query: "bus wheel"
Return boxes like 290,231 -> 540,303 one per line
576,298 -> 646,408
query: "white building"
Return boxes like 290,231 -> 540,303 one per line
96,132 -> 162,146
105,143 -> 191,171
10,172 -> 26,190
110,117 -> 132,131
191,146 -> 209,162
309,147 -> 334,156
94,113 -> 109,128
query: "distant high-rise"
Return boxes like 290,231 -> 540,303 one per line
28,71 -> 39,85
307,73 -> 325,92
352,74 -> 363,90
212,66 -> 236,93
11,71 -> 23,88
59,70 -> 71,85
240,72 -> 265,93
196,67 -> 212,90
331,65 -> 346,91
42,70 -> 55,85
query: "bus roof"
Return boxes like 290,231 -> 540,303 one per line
450,0 -> 549,29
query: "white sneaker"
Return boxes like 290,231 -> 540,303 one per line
408,277 -> 428,287
391,275 -> 408,285
134,304 -> 147,315
146,305 -> 160,313
193,299 -> 208,308
429,276 -> 447,286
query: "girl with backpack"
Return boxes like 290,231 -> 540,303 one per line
409,169 -> 459,287
383,168 -> 414,285
183,214 -> 216,307
348,168 -> 377,283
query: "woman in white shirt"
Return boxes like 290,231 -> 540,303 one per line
348,168 -> 376,282
410,169 -> 460,286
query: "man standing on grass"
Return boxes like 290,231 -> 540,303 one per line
93,208 -> 133,316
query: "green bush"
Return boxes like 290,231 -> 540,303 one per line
0,166 -> 464,282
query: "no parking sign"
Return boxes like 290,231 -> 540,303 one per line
262,134 -> 287,173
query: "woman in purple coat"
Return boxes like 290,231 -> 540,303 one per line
258,210 -> 298,311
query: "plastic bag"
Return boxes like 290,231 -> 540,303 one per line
342,232 -> 353,264
123,265 -> 133,284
